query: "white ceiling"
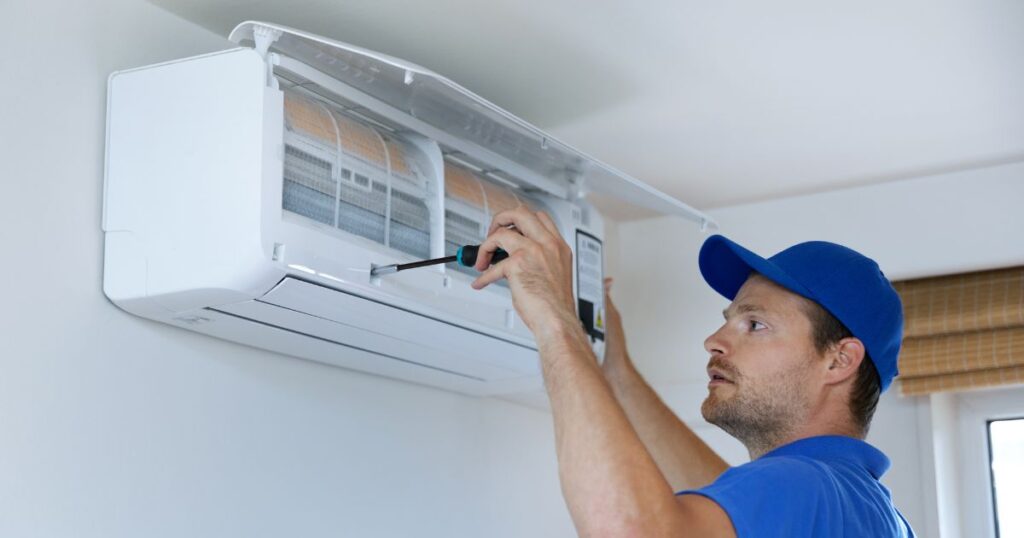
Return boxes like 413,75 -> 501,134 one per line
150,0 -> 1024,212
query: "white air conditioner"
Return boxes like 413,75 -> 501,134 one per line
102,21 -> 715,397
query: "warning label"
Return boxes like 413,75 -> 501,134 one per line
576,230 -> 605,341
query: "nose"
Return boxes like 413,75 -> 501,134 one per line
704,323 -> 729,356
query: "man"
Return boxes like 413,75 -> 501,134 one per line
471,207 -> 915,537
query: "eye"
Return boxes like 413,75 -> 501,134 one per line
748,319 -> 767,332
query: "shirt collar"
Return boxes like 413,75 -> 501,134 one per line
759,435 -> 891,479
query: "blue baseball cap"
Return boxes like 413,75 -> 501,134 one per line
698,235 -> 903,392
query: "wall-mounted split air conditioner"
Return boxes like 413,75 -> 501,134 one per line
102,21 -> 715,397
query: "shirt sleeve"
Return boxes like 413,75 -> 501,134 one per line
676,457 -> 836,538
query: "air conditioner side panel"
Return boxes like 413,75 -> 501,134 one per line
103,48 -> 282,317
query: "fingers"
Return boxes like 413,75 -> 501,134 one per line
604,277 -> 617,309
477,207 -> 562,271
487,207 -> 551,240
471,259 -> 507,290
471,207 -> 568,291
535,210 -> 560,237
473,227 -> 530,272
471,229 -> 521,288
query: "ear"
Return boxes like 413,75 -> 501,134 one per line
823,337 -> 865,386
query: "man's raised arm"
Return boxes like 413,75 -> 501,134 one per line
601,279 -> 729,492
468,208 -> 733,536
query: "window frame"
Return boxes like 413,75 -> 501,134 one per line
956,387 -> 1024,537
986,416 -> 1024,538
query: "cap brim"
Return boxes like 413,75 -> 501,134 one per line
699,235 -> 816,303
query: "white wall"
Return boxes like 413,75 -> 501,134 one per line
613,161 -> 1024,534
0,2 -> 574,536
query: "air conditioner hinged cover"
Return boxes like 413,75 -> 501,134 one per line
229,21 -> 716,228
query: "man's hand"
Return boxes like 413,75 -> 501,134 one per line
470,207 -> 580,342
601,277 -> 630,371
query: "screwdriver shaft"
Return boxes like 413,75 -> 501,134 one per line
395,255 -> 458,272
369,245 -> 508,277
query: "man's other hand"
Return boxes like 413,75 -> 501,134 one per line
602,277 -> 633,375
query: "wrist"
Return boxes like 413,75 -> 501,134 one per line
531,309 -> 588,348
601,351 -> 639,387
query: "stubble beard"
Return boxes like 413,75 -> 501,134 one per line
701,361 -> 812,459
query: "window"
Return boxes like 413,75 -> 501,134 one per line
953,387 -> 1024,536
989,418 -> 1024,538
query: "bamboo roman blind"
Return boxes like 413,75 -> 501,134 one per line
893,267 -> 1024,396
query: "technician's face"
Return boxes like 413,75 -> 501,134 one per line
701,274 -> 821,443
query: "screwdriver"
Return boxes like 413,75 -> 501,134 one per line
370,245 -> 509,276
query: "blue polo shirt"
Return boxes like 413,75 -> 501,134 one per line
677,436 -> 915,537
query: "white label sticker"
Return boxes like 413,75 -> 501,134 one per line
576,231 -> 604,336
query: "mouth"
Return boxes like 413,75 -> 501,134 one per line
707,367 -> 735,387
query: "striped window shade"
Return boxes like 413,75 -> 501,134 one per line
893,267 -> 1024,396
